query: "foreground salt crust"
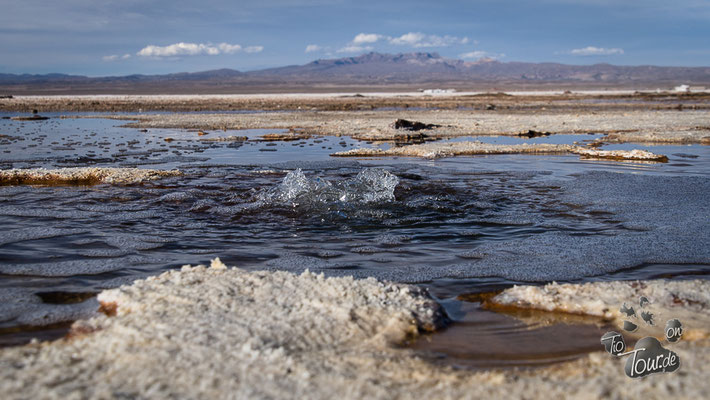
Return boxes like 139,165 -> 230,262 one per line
0,167 -> 181,185
1,262 -> 709,399
490,279 -> 710,340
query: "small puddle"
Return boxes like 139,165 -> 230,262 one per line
410,263 -> 710,370
410,301 -> 609,369
407,294 -> 611,370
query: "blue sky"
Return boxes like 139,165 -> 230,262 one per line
1,0 -> 709,76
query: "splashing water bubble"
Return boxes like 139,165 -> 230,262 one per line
259,168 -> 399,215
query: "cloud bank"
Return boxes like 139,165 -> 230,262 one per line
102,54 -> 132,62
570,46 -> 624,56
459,50 -> 504,60
337,45 -> 373,53
352,33 -> 385,45
305,44 -> 322,53
389,32 -> 469,48
137,42 -> 263,57
335,32 -> 470,53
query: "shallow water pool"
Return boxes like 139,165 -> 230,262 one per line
1,114 -> 709,367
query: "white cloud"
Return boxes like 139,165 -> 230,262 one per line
102,53 -> 131,62
337,45 -> 373,53
305,44 -> 322,53
352,33 -> 384,44
569,46 -> 624,56
389,32 -> 469,48
136,42 -> 261,57
244,46 -> 263,53
459,51 -> 488,59
330,32 -> 471,55
459,51 -> 504,60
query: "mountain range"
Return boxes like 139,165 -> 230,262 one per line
2,52 -> 709,94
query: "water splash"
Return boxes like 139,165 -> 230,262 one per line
264,168 -> 399,210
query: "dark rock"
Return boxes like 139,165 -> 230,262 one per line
672,153 -> 699,159
10,115 -> 49,121
518,129 -> 552,138
393,119 -> 440,131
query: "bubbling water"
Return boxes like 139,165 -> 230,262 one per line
262,168 -> 399,210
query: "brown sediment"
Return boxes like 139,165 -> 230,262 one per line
97,302 -> 117,317
199,135 -> 248,142
456,290 -> 502,303
35,291 -> 98,305
10,115 -> 49,121
0,167 -> 182,186
260,129 -> 313,141
481,298 -> 614,326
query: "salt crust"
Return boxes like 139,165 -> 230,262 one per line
333,142 -> 668,161
491,279 -> 710,340
1,261 -> 709,399
0,167 -> 182,185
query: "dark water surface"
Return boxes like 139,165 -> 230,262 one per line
1,113 -> 709,368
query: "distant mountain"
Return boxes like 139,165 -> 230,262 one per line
252,52 -> 710,84
1,52 -> 709,94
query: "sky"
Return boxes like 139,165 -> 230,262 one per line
1,0 -> 709,76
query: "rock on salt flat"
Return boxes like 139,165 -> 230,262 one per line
1,260 -> 709,399
0,167 -> 181,185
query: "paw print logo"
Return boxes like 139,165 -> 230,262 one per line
600,296 -> 683,378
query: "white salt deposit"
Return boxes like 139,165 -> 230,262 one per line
332,142 -> 574,158
571,147 -> 668,162
333,142 -> 669,162
490,279 -> 710,340
1,261 -> 709,399
0,167 -> 181,185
